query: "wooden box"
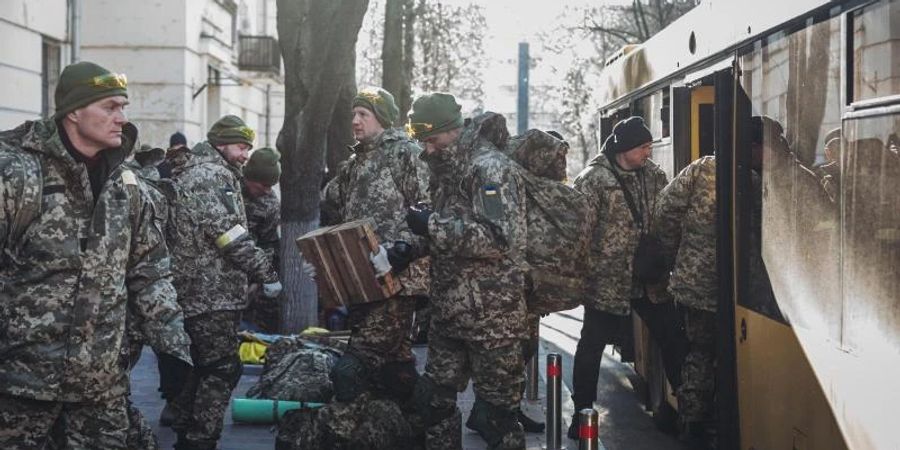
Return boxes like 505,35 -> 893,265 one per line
296,219 -> 402,308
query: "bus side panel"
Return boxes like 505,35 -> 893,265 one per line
736,307 -> 847,450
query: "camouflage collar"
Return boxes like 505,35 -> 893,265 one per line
19,119 -> 135,169
350,127 -> 409,154
188,140 -> 244,176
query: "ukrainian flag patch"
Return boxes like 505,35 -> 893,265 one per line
480,183 -> 504,220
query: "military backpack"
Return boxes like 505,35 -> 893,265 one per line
460,114 -> 596,315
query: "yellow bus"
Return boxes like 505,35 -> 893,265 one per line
595,0 -> 899,448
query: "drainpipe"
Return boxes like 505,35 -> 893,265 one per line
265,83 -> 271,147
70,0 -> 82,63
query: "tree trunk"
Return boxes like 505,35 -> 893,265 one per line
399,0 -> 415,121
276,0 -> 369,333
383,0 -> 403,116
326,79 -> 356,183
383,0 -> 415,124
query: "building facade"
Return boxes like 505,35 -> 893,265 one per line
0,0 -> 284,149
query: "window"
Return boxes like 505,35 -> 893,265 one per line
738,14 -> 843,330
634,89 -> 669,140
41,39 -> 61,119
851,0 -> 900,104
841,113 -> 900,352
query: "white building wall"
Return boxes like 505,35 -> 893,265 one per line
78,0 -> 283,149
0,0 -> 68,129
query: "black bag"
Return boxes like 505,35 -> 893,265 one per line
606,155 -> 668,284
633,233 -> 668,284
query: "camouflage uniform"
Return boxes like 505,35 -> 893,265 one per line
243,188 -> 281,332
0,120 -> 191,449
416,125 -> 529,449
654,155 -> 718,422
570,153 -> 667,410
162,146 -> 192,179
573,154 -> 668,313
320,127 -> 429,373
169,140 -> 278,448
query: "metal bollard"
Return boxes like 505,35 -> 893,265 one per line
577,408 -> 599,450
544,353 -> 562,450
525,352 -> 539,400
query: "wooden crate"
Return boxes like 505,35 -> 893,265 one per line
295,219 -> 402,309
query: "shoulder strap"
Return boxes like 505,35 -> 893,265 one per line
605,154 -> 643,230
5,150 -> 43,254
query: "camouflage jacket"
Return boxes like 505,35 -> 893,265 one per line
654,156 -> 717,312
170,141 -> 277,318
320,127 -> 430,295
0,120 -> 191,402
573,154 -> 668,314
422,129 -> 529,341
243,188 -> 281,269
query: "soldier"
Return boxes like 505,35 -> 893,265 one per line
568,116 -> 668,438
0,61 -> 191,449
169,115 -> 282,450
320,87 -> 430,405
406,93 -> 529,449
466,126 -> 573,435
241,147 -> 283,333
654,154 -> 717,446
160,131 -> 190,178
125,144 -> 193,427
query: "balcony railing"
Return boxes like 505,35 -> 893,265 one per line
238,35 -> 281,73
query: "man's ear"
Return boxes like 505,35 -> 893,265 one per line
65,109 -> 81,125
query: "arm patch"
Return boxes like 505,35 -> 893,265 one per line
480,183 -> 504,221
216,224 -> 248,249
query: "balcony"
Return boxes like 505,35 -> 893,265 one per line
238,35 -> 281,74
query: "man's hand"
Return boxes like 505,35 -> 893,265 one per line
262,280 -> 283,298
369,245 -> 392,277
406,203 -> 433,237
302,260 -> 317,279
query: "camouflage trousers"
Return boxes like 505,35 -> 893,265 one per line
0,394 -> 128,450
677,306 -> 717,422
420,332 -> 525,450
347,296 -> 417,369
173,310 -> 242,447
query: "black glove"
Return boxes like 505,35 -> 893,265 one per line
387,240 -> 414,273
406,204 -> 433,237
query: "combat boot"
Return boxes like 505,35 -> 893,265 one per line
566,406 -> 589,440
159,401 -> 177,427
679,421 -> 714,450
465,397 -> 490,434
173,435 -> 217,450
516,408 -> 545,433
465,398 -> 525,449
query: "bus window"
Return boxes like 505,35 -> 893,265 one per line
634,90 -> 667,141
842,114 -> 900,353
851,0 -> 900,104
738,13 -> 843,336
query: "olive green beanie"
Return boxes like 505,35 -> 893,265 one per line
353,88 -> 400,128
242,147 -> 281,186
407,93 -> 463,140
208,115 -> 256,148
53,61 -> 128,120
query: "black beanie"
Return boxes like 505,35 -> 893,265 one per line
169,131 -> 187,148
602,116 -> 653,155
